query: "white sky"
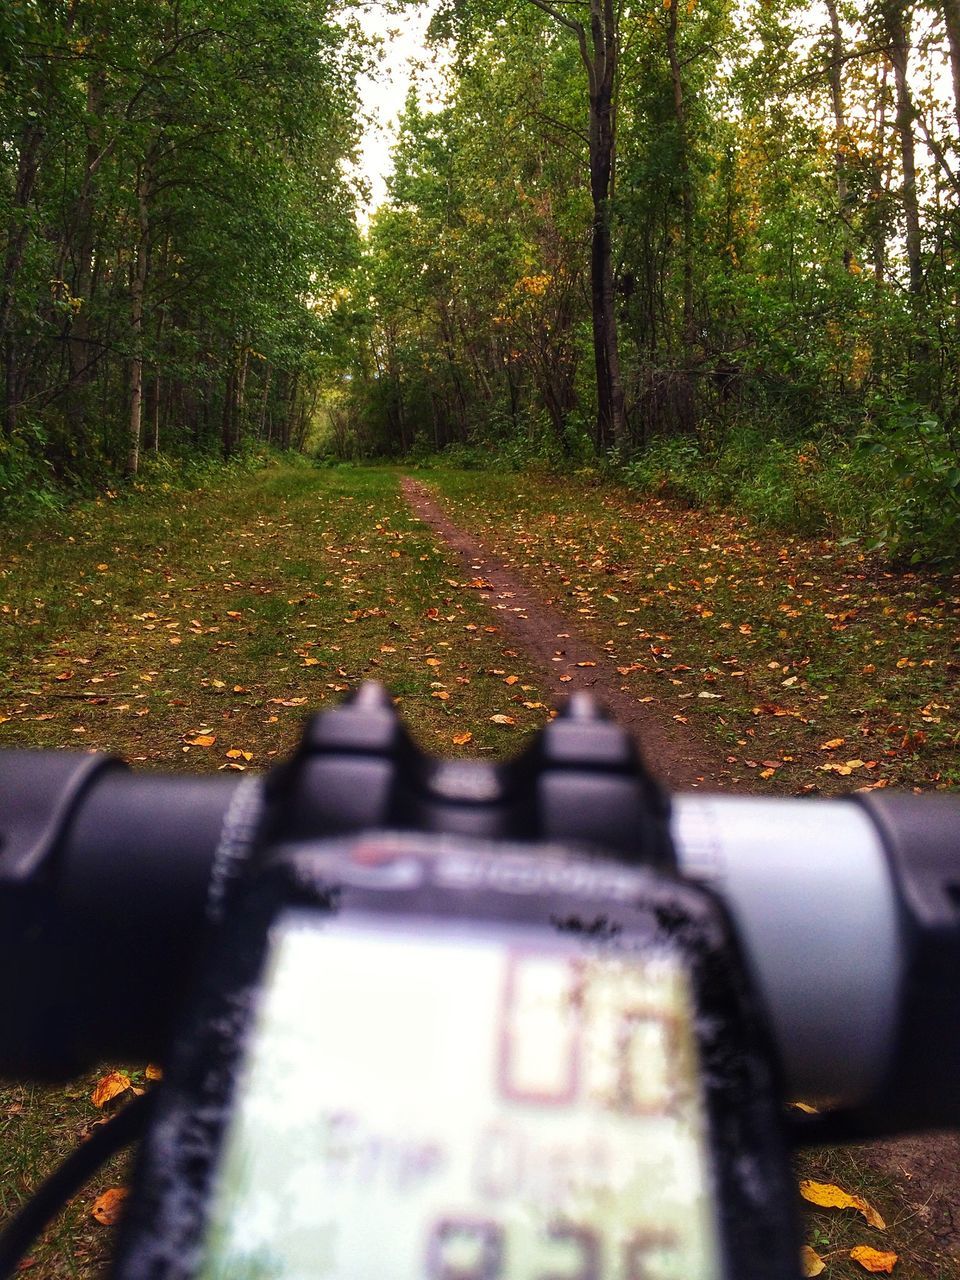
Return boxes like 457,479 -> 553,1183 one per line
354,2 -> 443,217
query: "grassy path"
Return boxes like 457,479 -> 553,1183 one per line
1,460 -> 958,1277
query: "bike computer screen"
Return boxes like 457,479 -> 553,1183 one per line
198,911 -> 722,1280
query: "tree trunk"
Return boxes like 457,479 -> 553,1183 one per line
587,0 -> 626,452
882,1 -> 923,294
666,0 -> 695,344
825,0 -> 853,269
942,0 -> 960,137
126,170 -> 151,476
1,121 -> 44,433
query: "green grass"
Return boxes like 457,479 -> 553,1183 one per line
421,467 -> 960,794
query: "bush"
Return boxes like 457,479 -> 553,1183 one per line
617,408 -> 960,566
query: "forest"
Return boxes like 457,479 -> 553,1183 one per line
2,0 -> 959,560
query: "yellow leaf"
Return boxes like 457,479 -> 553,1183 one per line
431,690 -> 449,701
226,748 -> 253,761
820,738 -> 845,750
91,1071 -> 133,1109
490,714 -> 515,726
575,661 -> 596,668
425,657 -> 441,667
799,1180 -> 885,1229
504,675 -> 519,685
380,644 -> 396,653
267,697 -> 307,707
186,734 -> 216,747
759,768 -> 776,779
850,1247 -> 898,1273
302,657 -> 321,667
91,1187 -> 128,1225
790,1101 -> 819,1114
226,610 -> 242,619
145,1064 -> 163,1081
452,731 -> 473,745
801,1245 -> 827,1276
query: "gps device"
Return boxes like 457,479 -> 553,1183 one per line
112,830 -> 796,1280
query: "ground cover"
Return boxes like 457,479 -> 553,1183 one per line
422,468 -> 960,796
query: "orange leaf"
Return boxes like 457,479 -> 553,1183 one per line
801,1245 -> 826,1277
91,1188 -> 128,1225
431,690 -> 449,701
850,1247 -> 897,1273
490,714 -> 515,726
799,1180 -> 885,1229
452,731 -> 473,745
145,1064 -> 163,1081
575,661 -> 596,668
267,697 -> 307,707
425,657 -> 441,667
226,748 -> 253,761
186,734 -> 216,747
820,738 -> 845,750
504,675 -> 519,685
302,657 -> 321,667
91,1071 -> 133,1109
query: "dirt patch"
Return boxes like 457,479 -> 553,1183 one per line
404,475 -> 730,789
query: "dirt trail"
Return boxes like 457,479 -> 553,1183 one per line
403,474 -> 960,1271
403,476 -> 725,790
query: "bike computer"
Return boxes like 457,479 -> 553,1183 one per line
113,833 -> 798,1280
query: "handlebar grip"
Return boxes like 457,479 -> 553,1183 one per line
673,791 -> 960,1135
0,753 -> 246,1076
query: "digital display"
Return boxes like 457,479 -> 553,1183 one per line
198,913 -> 721,1280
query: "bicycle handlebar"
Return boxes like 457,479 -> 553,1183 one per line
1,684 -> 959,1139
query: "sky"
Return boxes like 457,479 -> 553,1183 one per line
354,2 -> 442,217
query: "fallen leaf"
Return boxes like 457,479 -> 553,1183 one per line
91,1187 -> 128,1225
790,1101 -> 819,1114
799,1180 -> 885,1229
267,697 -> 307,707
431,690 -> 449,701
425,657 -> 441,667
504,675 -> 519,685
145,1064 -> 163,1081
801,1245 -> 827,1277
91,1071 -> 133,1109
490,714 -> 515,726
820,738 -> 845,750
466,578 -> 494,589
226,748 -> 253,761
302,657 -> 321,667
186,734 -> 216,747
759,768 -> 776,779
53,671 -> 74,682
575,661 -> 596,668
850,1247 -> 898,1273
559,674 -> 573,682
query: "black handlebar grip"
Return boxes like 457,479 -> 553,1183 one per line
0,753 -> 245,1077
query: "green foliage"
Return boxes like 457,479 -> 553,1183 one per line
0,0 -> 365,495
618,405 -> 960,565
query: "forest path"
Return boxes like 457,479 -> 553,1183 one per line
404,474 -> 730,790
